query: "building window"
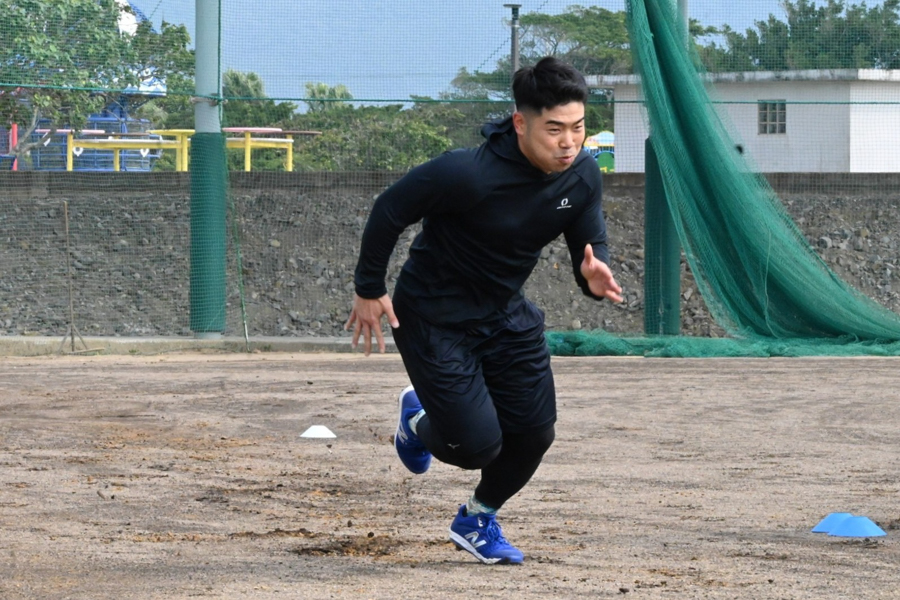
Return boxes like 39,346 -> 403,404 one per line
758,101 -> 786,134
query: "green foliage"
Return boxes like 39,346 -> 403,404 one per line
303,82 -> 353,112
439,73 -> 512,145
0,0 -> 132,151
10,1 -> 898,173
130,20 -> 194,92
409,97 -> 491,151
222,70 -> 297,127
219,70 -> 300,171
446,5 -> 631,134
0,0 -> 194,159
450,5 -> 631,98
287,93 -> 457,171
131,20 -> 195,130
519,5 -> 632,75
699,0 -> 900,72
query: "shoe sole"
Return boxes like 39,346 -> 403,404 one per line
448,530 -> 521,565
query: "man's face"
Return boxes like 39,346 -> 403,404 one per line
513,101 -> 586,174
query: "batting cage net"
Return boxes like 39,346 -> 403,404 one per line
2,0 -> 900,356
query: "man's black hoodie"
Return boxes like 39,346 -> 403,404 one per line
354,116 -> 610,326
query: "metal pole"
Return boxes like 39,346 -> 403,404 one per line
190,0 -> 228,339
643,140 -> 681,335
643,0 -> 689,336
678,0 -> 689,41
194,0 -> 221,134
504,3 -> 521,111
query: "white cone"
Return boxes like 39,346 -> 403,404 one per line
300,425 -> 336,439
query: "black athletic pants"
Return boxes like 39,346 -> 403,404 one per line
392,294 -> 556,510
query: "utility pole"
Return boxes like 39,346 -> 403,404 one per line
504,3 -> 521,111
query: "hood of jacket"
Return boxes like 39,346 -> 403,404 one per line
480,117 -> 531,166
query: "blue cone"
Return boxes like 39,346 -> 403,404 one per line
812,512 -> 853,534
828,516 -> 886,538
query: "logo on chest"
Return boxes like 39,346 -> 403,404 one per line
556,197 -> 571,210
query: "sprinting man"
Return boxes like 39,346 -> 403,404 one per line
346,56 -> 623,564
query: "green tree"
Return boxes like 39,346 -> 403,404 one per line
0,0 -> 133,158
446,5 -> 632,135
441,70 -> 512,141
286,85 -> 457,171
698,0 -> 900,72
410,95 -> 489,151
448,6 -> 630,99
130,20 -> 195,130
222,69 -> 297,128
303,82 -> 353,112
519,5 -> 632,75
219,70 -> 298,171
0,0 -> 195,161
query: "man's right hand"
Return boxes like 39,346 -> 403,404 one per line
344,293 -> 399,356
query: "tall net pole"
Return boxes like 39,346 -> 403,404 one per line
190,0 -> 228,338
678,0 -> 688,35
643,0 -> 686,336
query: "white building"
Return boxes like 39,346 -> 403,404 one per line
587,69 -> 900,173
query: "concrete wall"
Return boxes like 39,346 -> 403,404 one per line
849,81 -> 900,172
609,77 -> 900,173
611,85 -> 647,173
722,80 -> 850,173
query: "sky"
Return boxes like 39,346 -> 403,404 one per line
130,0 -> 791,101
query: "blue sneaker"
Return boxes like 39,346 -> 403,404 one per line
448,505 -> 524,565
394,385 -> 431,474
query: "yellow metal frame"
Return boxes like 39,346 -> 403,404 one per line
225,132 -> 293,172
149,130 -> 193,171
66,132 -> 187,172
64,128 -> 318,172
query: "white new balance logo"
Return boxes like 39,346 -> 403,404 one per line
556,197 -> 571,210
465,531 -> 487,549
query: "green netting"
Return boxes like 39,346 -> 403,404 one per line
625,0 -> 900,345
547,330 -> 900,357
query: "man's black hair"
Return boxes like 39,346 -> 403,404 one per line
512,56 -> 589,114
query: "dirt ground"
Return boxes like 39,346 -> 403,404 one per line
1,352 -> 898,599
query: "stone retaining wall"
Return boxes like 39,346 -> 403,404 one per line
0,172 -> 897,338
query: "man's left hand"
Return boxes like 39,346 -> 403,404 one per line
581,244 -> 624,303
